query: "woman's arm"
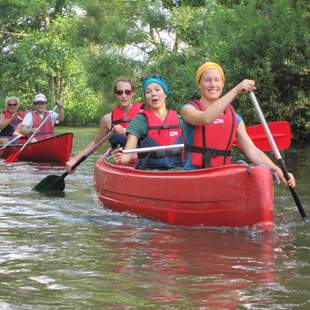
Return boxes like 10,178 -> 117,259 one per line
112,134 -> 138,164
0,112 -> 19,130
181,80 -> 256,126
66,114 -> 111,172
237,121 -> 295,187
57,105 -> 65,122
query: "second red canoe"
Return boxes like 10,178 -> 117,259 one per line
2,133 -> 73,165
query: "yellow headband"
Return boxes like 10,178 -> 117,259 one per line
195,62 -> 225,86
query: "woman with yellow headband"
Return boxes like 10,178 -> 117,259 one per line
181,62 -> 295,187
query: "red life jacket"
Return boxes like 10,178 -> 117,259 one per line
4,109 -> 24,122
137,109 -> 183,169
32,111 -> 54,140
109,102 -> 144,148
185,99 -> 238,168
1,110 -> 24,136
141,109 -> 182,146
111,102 -> 144,128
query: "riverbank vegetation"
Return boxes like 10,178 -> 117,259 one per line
0,0 -> 308,141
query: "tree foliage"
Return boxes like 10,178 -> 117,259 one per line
0,0 -> 309,141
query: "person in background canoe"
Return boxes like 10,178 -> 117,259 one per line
112,74 -> 184,169
24,105 -> 32,113
65,76 -> 143,173
181,61 -> 295,187
0,96 -> 24,145
18,93 -> 64,142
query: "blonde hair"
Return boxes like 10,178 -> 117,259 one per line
5,96 -> 20,106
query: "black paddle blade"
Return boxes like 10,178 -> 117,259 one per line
32,175 -> 65,193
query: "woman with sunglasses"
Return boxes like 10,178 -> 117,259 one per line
112,74 -> 184,169
181,61 -> 295,187
0,96 -> 25,145
18,93 -> 64,142
66,76 -> 143,173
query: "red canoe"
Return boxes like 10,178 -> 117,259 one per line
2,133 -> 73,165
94,151 -> 274,228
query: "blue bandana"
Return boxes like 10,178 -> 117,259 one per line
142,76 -> 171,96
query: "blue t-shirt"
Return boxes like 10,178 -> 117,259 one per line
183,113 -> 243,170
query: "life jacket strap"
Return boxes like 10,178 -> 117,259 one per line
185,144 -> 231,167
148,125 -> 180,130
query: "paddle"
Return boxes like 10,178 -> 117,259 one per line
249,92 -> 308,222
5,106 -> 57,164
122,121 -> 291,155
32,130 -> 114,193
123,144 -> 184,154
0,134 -> 23,150
235,121 -> 291,151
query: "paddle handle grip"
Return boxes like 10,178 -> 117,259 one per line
72,155 -> 88,171
277,158 -> 308,221
60,154 -> 87,179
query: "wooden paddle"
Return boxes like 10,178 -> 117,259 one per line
249,92 -> 308,222
0,134 -> 23,150
123,121 -> 291,155
32,130 -> 114,193
5,106 -> 57,164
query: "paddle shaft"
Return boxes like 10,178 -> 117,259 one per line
249,92 -> 308,221
123,144 -> 184,154
62,130 -> 115,178
0,134 -> 23,150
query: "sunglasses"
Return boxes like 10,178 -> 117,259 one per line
115,89 -> 133,96
142,73 -> 161,83
8,103 -> 18,107
34,101 -> 47,105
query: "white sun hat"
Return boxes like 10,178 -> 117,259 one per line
33,93 -> 47,103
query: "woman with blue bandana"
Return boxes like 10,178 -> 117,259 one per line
113,74 -> 184,169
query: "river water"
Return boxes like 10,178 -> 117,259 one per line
0,128 -> 309,309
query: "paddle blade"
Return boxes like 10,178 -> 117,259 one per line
4,152 -> 20,164
235,121 -> 291,151
32,175 -> 65,193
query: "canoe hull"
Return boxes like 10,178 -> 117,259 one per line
2,133 -> 73,165
94,152 -> 274,227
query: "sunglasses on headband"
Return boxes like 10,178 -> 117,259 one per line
115,89 -> 133,96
